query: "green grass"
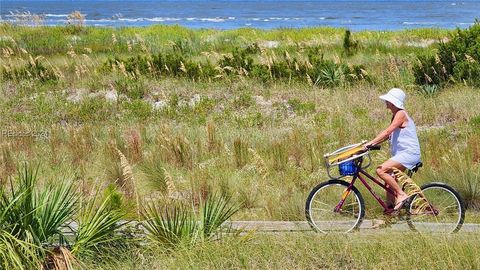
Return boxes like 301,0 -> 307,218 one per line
0,24 -> 450,56
83,232 -> 480,269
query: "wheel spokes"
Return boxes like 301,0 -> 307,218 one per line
308,184 -> 362,233
409,186 -> 462,233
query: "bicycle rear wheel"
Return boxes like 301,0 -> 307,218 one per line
305,180 -> 365,233
407,182 -> 465,233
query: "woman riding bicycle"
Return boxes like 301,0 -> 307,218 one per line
366,88 -> 421,211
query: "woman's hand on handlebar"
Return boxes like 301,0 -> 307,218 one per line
367,144 -> 381,150
364,142 -> 381,151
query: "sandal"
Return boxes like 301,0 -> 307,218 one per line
393,196 -> 410,211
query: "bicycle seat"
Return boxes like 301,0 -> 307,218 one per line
411,162 -> 423,173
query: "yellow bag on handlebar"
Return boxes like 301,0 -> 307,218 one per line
327,144 -> 365,165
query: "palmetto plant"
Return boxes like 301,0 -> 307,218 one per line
0,229 -> 42,270
143,203 -> 199,247
420,84 -> 440,96
0,164 -> 76,268
0,164 -> 77,247
0,188 -> 43,270
201,193 -> 239,238
315,63 -> 345,87
0,163 -> 127,268
72,193 -> 126,257
142,193 -> 240,248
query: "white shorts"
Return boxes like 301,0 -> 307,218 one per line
390,151 -> 421,170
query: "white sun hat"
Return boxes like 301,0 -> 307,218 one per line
379,88 -> 406,109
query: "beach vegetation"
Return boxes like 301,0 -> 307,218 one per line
142,192 -> 240,248
1,22 -> 480,268
419,84 -> 441,96
343,29 -> 359,56
413,21 -> 480,88
2,57 -> 59,82
0,163 -> 127,267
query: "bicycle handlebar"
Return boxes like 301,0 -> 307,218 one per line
366,145 -> 381,151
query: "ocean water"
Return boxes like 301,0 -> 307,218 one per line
0,0 -> 479,30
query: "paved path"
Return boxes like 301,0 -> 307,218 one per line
224,220 -> 480,233
66,220 -> 480,234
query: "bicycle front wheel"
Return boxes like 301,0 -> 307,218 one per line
305,180 -> 365,233
407,182 -> 465,233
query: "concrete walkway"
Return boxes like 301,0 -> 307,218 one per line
224,220 -> 480,233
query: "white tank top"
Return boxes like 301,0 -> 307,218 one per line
390,111 -> 421,156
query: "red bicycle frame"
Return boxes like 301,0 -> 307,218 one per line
334,166 -> 397,214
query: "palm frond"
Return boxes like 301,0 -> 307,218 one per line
142,192 -> 240,248
201,193 -> 240,239
35,180 -> 78,245
71,194 -> 126,257
0,229 -> 43,270
142,203 -> 199,248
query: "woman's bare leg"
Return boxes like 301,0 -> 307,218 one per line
385,184 -> 395,209
376,159 -> 409,206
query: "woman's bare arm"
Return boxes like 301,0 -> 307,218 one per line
367,111 -> 407,146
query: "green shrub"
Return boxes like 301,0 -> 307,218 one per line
413,21 -> 480,87
250,64 -> 271,82
219,48 -> 255,74
103,183 -> 124,211
305,46 -> 323,65
453,61 -> 480,86
244,42 -> 261,54
2,58 -> 58,82
412,54 -> 450,86
311,60 -> 367,87
182,59 -> 218,80
343,30 -> 359,56
115,77 -> 146,100
315,62 -> 344,87
102,47 -> 369,85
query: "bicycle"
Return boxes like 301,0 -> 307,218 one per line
305,141 -> 465,233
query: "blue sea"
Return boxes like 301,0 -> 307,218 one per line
1,0 -> 479,30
